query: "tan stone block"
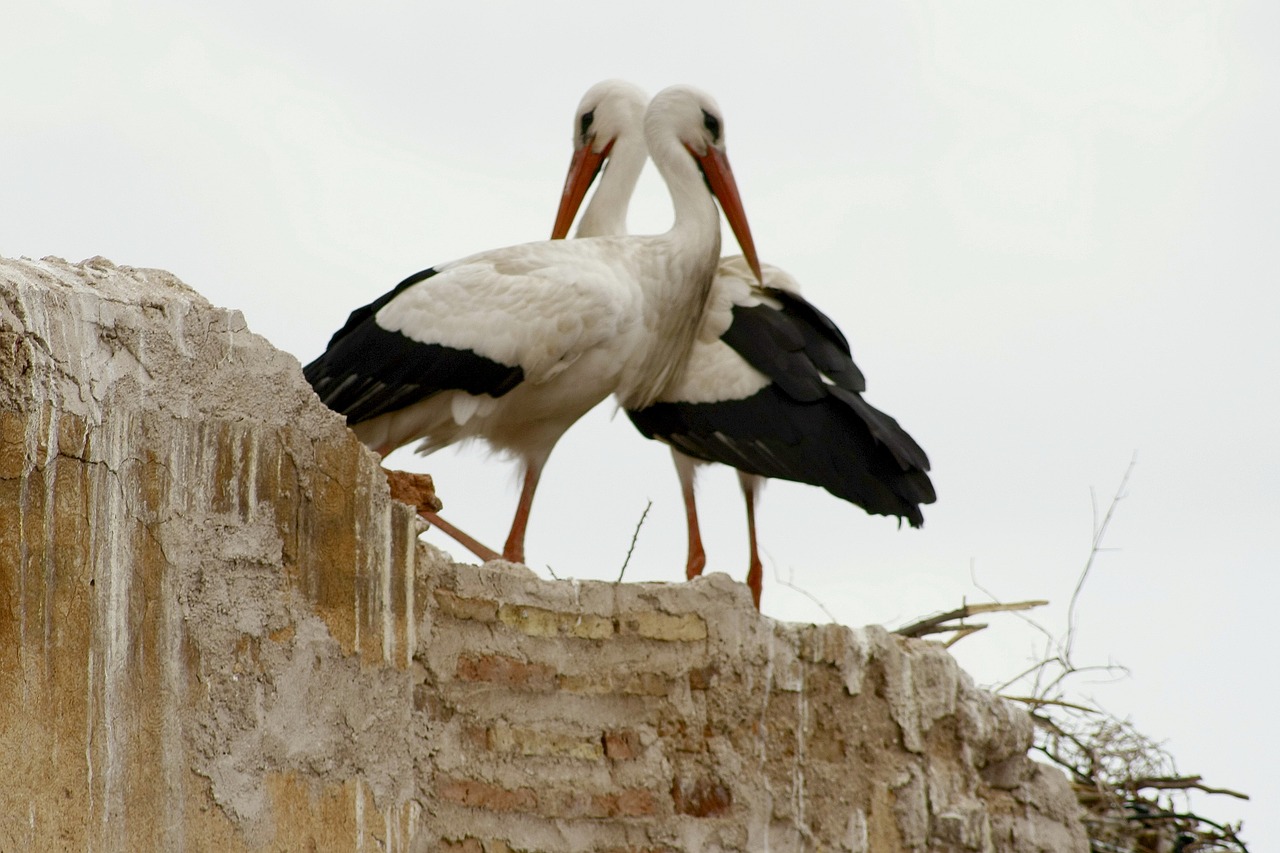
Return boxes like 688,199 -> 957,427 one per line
623,611 -> 707,642
489,723 -> 604,760
566,612 -> 614,639
557,672 -> 609,694
496,603 -> 613,639
618,671 -> 673,696
435,589 -> 499,623
497,603 -> 561,637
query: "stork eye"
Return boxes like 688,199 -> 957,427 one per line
701,109 -> 720,141
580,110 -> 595,138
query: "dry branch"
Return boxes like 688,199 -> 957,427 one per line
1128,777 -> 1250,801
895,599 -> 1048,640
980,455 -> 1251,852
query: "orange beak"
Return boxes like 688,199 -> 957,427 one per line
551,138 -> 614,240
690,144 -> 762,283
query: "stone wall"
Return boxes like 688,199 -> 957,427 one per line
0,256 -> 1087,851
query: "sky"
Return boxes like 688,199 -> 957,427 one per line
5,0 -> 1276,845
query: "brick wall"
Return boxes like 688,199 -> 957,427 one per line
0,256 -> 1087,851
413,555 -> 1085,851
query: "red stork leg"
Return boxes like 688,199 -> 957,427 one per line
419,510 -> 502,563
673,451 -> 707,580
380,458 -> 505,564
501,462 -> 544,564
739,472 -> 764,609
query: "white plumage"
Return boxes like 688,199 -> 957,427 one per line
305,83 -> 762,566
555,80 -> 935,608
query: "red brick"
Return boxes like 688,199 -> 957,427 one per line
437,777 -> 538,813
455,654 -> 557,691
608,788 -> 659,817
603,729 -> 642,761
547,788 -> 660,818
416,688 -> 454,720
671,777 -> 732,817
688,664 -> 718,690
462,724 -> 490,751
618,672 -> 673,696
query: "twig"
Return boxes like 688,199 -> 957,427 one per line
942,624 -> 986,647
1128,776 -> 1250,801
1120,809 -> 1246,838
1066,451 -> 1136,660
970,562 -> 1059,648
616,500 -> 652,583
769,558 -> 838,623
979,454 -> 1250,852
1003,695 -> 1101,714
896,599 -> 1048,639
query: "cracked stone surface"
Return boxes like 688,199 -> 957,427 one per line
0,255 -> 1088,852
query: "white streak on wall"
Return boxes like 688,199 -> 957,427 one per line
93,412 -> 133,850
41,408 -> 59,667
245,427 -> 259,517
382,503 -> 394,665
404,522 -> 416,669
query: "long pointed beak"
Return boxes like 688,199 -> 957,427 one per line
692,145 -> 762,283
551,138 -> 614,239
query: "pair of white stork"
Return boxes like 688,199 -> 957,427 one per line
304,81 -> 934,608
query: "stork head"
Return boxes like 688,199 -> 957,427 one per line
552,79 -> 648,240
644,85 -> 762,283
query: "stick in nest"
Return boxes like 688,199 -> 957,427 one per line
895,599 -> 1048,643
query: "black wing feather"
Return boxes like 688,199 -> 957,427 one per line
303,267 -> 524,425
720,288 -> 867,399
629,385 -> 934,527
630,288 -> 933,526
322,267 -> 437,351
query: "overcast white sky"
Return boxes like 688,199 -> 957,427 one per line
6,1 -> 1276,844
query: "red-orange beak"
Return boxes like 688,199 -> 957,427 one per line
551,138 -> 614,239
690,144 -> 762,283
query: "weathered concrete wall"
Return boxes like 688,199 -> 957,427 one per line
0,255 -> 1087,852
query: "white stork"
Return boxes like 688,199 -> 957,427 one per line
553,80 -> 935,608
304,85 -> 762,566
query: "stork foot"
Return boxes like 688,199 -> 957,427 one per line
384,469 -> 443,514
382,467 -> 503,563
745,556 -> 763,610
685,550 -> 707,581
